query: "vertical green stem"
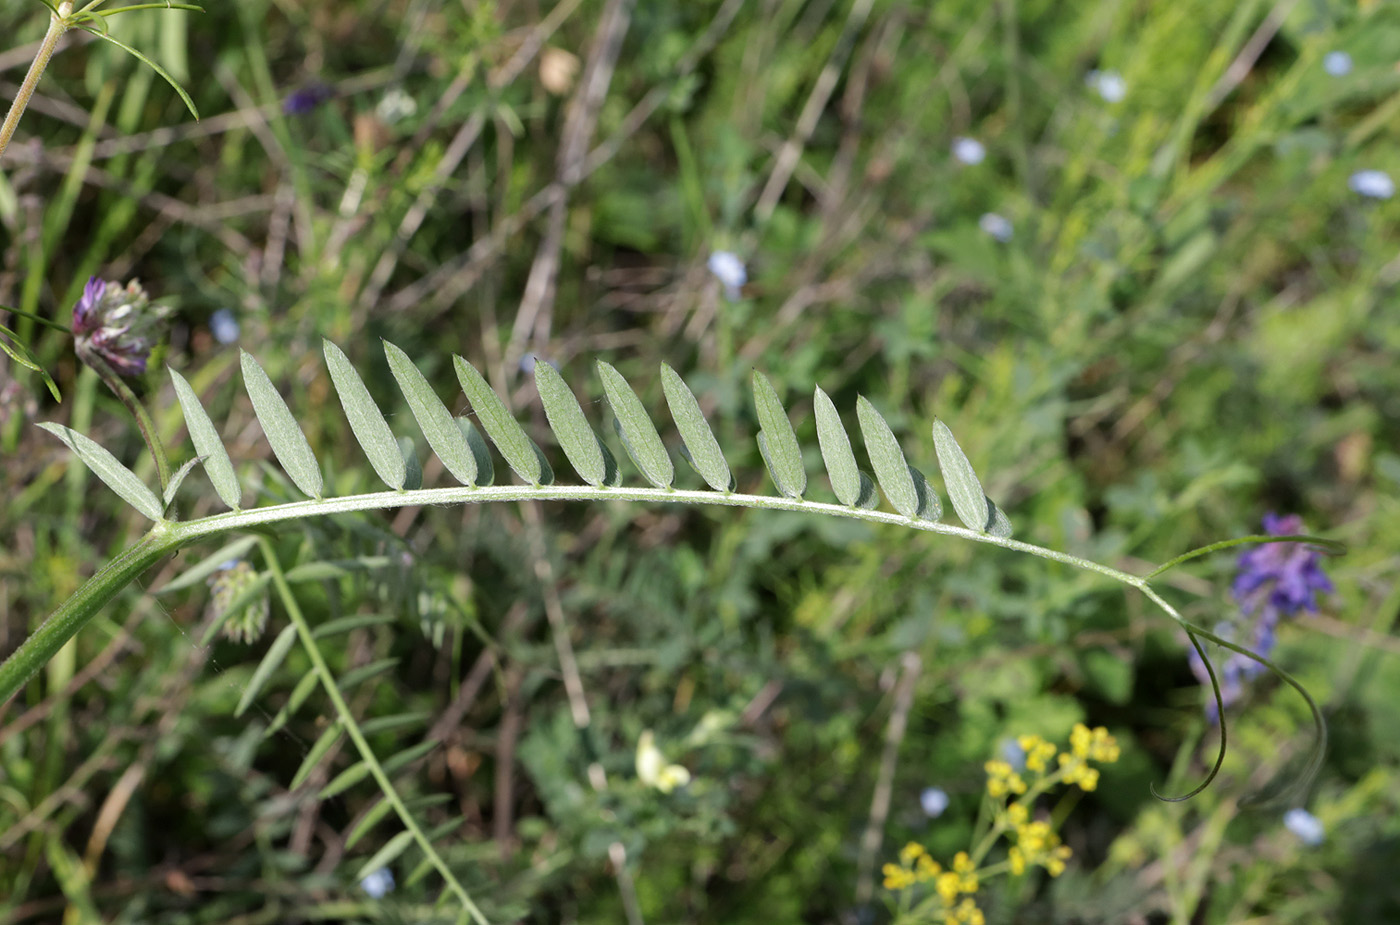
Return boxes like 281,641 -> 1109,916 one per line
0,2 -> 74,165
258,538 -> 490,924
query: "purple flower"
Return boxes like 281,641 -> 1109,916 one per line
1189,515 -> 1332,720
283,82 -> 332,116
72,277 -> 170,376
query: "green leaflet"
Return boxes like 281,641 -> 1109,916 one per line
383,341 -> 477,487
453,355 -> 550,485
597,360 -> 673,489
534,361 -> 611,487
290,722 -> 344,790
324,340 -> 406,490
157,536 -> 259,594
355,830 -> 416,883
932,419 -> 992,533
169,367 -> 241,510
240,349 -> 323,499
235,624 -> 298,716
162,455 -> 204,511
752,371 -> 805,499
458,417 -> 494,486
813,385 -> 860,506
661,363 -> 732,491
855,397 -> 918,518
37,422 -> 163,521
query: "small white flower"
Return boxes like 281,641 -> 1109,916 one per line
1323,51 -> 1352,77
1283,808 -> 1324,846
1086,69 -> 1127,103
1348,169 -> 1395,199
920,787 -> 950,818
209,308 -> 240,345
706,251 -> 747,301
376,88 -> 417,124
360,867 -> 395,898
979,212 -> 1013,242
951,137 -> 986,165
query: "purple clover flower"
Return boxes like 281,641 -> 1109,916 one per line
72,277 -> 170,377
1190,514 -> 1332,720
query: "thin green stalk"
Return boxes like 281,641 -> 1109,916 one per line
257,538 -> 489,924
79,348 -> 174,492
0,2 -> 75,164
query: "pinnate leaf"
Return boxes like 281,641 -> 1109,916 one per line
752,371 -> 805,499
38,422 -> 163,520
241,350 -> 322,499
324,339 -> 406,490
661,363 -> 731,491
170,367 -> 241,509
453,355 -> 548,485
383,341 -> 477,486
597,360 -> 673,488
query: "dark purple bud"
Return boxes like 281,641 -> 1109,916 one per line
283,82 -> 333,116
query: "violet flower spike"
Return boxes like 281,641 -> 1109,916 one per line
72,277 -> 171,377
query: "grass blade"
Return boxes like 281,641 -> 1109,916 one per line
241,350 -> 322,499
354,830 -> 416,883
597,360 -> 673,489
235,624 -> 298,717
752,371 -> 805,499
323,339 -> 406,490
37,422 -> 163,520
932,419 -> 991,532
534,362 -> 607,486
81,28 -> 200,121
453,355 -> 546,485
661,363 -> 731,491
290,722 -> 344,791
170,367 -> 241,509
855,397 -> 917,517
383,341 -> 477,486
813,385 -> 859,505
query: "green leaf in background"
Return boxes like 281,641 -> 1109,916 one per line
290,722 -> 345,791
661,362 -> 731,491
235,623 -> 298,717
383,340 -> 478,487
453,355 -> 547,485
37,421 -> 163,521
170,367 -> 241,509
324,339 -> 406,490
162,455 -> 204,511
813,385 -> 860,506
80,27 -> 201,121
240,349 -> 323,499
932,418 -> 992,532
752,370 -> 805,499
0,322 -> 60,400
598,360 -> 673,489
855,397 -> 917,518
354,830 -> 416,883
534,361 -> 608,487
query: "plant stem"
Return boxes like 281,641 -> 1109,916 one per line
0,3 -> 74,165
80,347 -> 174,492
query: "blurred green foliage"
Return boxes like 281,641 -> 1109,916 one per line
1,0 -> 1398,922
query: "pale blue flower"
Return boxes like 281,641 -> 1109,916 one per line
1283,808 -> 1324,846
979,213 -> 1013,242
951,137 -> 985,165
920,787 -> 950,818
1086,70 -> 1127,103
707,251 -> 747,301
1323,51 -> 1352,77
360,867 -> 395,898
1000,738 -> 1027,771
1348,169 -> 1395,199
209,309 -> 240,345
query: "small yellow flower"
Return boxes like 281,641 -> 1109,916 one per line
1070,723 -> 1093,758
936,870 -> 962,903
1006,802 -> 1029,826
953,851 -> 974,874
916,854 -> 941,881
900,841 -> 926,865
883,863 -> 916,890
1018,734 -> 1057,773
1008,846 -> 1026,875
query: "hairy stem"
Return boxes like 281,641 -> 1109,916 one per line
0,2 -> 74,164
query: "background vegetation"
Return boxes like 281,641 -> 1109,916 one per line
2,0 -> 1398,922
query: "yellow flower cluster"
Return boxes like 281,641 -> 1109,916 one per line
982,759 -> 1026,798
883,841 -> 943,891
1055,723 -> 1120,792
1006,819 -> 1073,877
